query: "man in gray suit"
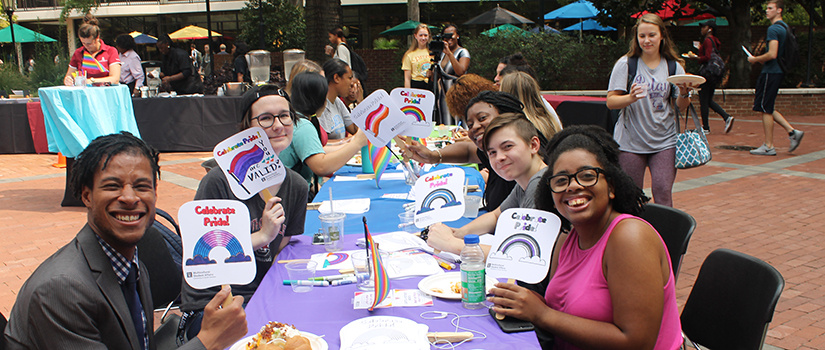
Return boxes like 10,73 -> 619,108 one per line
4,132 -> 247,350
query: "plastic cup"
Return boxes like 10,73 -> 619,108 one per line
351,250 -> 388,291
285,260 -> 317,293
463,195 -> 482,218
360,146 -> 373,174
398,211 -> 418,234
319,212 -> 345,252
635,83 -> 648,98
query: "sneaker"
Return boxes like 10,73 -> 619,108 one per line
789,130 -> 804,152
724,117 -> 735,134
702,129 -> 710,135
750,144 -> 776,156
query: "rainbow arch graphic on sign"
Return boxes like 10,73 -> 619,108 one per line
494,233 -> 545,265
186,229 -> 252,266
401,105 -> 425,122
323,252 -> 350,268
364,104 -> 390,136
416,189 -> 463,214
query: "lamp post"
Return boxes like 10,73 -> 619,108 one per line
2,0 -> 19,72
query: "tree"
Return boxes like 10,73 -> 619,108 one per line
304,0 -> 342,63
239,0 -> 306,52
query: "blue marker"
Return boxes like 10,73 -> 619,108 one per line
283,280 -> 330,286
330,277 -> 358,286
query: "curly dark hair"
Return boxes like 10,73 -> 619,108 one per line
445,74 -> 496,119
70,132 -> 160,200
535,125 -> 649,217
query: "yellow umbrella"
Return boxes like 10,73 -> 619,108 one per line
128,31 -> 157,44
168,25 -> 222,40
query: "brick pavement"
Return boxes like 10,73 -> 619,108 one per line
1,112 -> 823,349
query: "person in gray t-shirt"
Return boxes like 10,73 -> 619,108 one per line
606,14 -> 693,207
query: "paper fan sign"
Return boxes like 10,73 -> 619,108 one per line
213,127 -> 286,200
351,90 -> 411,146
413,167 -> 465,228
485,208 -> 561,283
179,200 -> 256,289
339,316 -> 430,350
390,88 -> 434,139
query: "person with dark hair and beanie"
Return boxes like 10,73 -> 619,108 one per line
155,34 -> 204,94
320,58 -> 359,140
115,34 -> 144,96
489,125 -> 682,350
232,40 -> 251,83
178,85 -> 307,341
5,131 -> 248,350
687,19 -> 734,134
279,71 -> 368,191
64,14 -> 121,86
748,0 -> 804,155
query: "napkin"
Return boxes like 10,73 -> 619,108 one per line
318,198 -> 370,214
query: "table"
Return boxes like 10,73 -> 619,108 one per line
39,85 -> 140,158
1,94 -> 244,154
243,235 -> 542,349
306,166 -> 481,235
543,94 -> 619,135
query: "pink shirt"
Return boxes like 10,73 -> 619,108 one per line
545,214 -> 682,350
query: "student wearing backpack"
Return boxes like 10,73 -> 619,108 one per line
747,0 -> 804,155
689,19 -> 734,134
327,27 -> 351,67
606,14 -> 693,207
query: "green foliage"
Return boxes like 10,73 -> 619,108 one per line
239,0 -> 306,52
60,0 -> 98,22
0,61 -> 33,92
28,42 -> 68,91
373,38 -> 402,50
463,32 -> 626,90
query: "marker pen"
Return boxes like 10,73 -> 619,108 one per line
282,280 -> 330,286
330,277 -> 358,286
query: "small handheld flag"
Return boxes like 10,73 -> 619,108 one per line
363,216 -> 390,311
368,141 -> 392,188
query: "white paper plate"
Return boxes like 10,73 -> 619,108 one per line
346,154 -> 362,167
229,331 -> 328,350
666,74 -> 706,86
417,271 -> 499,300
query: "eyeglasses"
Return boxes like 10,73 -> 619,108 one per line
547,167 -> 605,193
251,112 -> 293,128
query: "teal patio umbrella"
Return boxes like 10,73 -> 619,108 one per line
0,24 -> 57,43
380,20 -> 437,36
481,24 -> 529,37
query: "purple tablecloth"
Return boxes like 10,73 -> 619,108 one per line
243,234 -> 541,349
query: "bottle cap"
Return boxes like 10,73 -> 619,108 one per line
464,234 -> 479,244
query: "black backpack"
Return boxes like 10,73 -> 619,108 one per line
340,43 -> 368,82
776,22 -> 800,73
626,56 -> 677,93
698,39 -> 725,81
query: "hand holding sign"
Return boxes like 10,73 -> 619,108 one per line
390,88 -> 435,139
351,90 -> 412,147
213,127 -> 286,200
413,167 -> 466,228
180,200 -> 256,305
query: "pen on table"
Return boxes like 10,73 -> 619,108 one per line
282,280 -> 330,287
330,277 -> 358,286
432,255 -> 456,270
310,273 -> 355,281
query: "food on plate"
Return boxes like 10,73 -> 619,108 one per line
430,287 -> 444,294
245,322 -> 310,350
430,282 -> 461,295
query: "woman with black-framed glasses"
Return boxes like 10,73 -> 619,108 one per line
178,84 -> 309,341
489,125 -> 682,350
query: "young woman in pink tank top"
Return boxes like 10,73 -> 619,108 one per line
488,125 -> 682,350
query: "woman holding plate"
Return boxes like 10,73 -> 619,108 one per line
605,14 -> 692,207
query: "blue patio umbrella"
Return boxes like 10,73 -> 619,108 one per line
562,19 -> 615,32
544,0 -> 601,41
129,31 -> 157,44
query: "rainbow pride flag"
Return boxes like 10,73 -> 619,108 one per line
368,141 -> 391,188
363,217 -> 390,311
81,51 -> 107,75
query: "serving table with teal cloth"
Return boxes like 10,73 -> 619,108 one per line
39,85 -> 140,206
39,85 -> 140,158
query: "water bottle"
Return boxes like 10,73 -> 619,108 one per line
460,234 -> 486,309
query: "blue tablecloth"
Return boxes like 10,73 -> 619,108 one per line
305,165 -> 483,236
39,85 -> 140,157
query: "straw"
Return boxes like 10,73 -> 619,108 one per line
329,187 -> 334,214
463,178 -> 469,197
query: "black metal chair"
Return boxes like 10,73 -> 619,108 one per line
638,203 -> 696,282
1,311 -> 6,350
681,248 -> 785,350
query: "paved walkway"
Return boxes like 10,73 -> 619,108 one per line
1,113 -> 823,349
